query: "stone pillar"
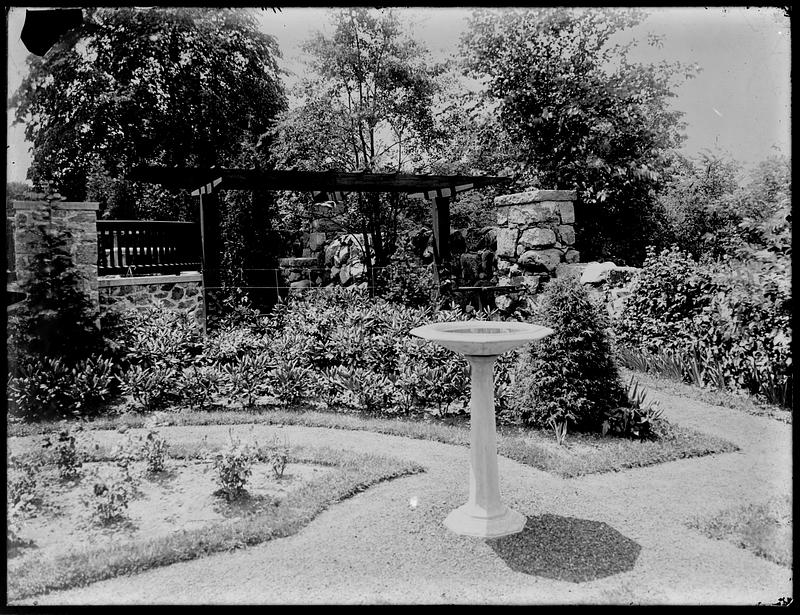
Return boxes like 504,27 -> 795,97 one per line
493,189 -> 579,291
11,200 -> 100,311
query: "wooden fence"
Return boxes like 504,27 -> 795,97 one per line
97,220 -> 202,276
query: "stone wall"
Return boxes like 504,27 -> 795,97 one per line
493,189 -> 579,291
98,273 -> 204,325
10,200 -> 100,310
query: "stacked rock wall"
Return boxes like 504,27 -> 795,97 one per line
98,274 -> 205,325
493,189 -> 579,291
10,200 -> 100,310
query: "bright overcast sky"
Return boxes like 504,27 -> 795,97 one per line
6,6 -> 791,183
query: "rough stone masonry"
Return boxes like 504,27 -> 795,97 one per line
493,189 -> 579,290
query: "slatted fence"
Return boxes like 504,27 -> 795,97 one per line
97,220 -> 202,276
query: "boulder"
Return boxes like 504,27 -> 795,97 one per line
324,240 -> 341,266
518,249 -> 561,272
339,265 -> 352,286
557,225 -> 576,245
335,245 -> 350,266
496,228 -> 518,258
350,261 -> 365,279
508,202 -> 560,226
580,261 -> 619,284
519,227 -> 557,249
290,280 -> 312,290
555,262 -> 588,279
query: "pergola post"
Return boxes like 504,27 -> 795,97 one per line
199,191 -> 221,333
431,195 -> 451,289
431,195 -> 451,264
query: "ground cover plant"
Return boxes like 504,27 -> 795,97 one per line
6,427 -> 424,602
686,495 -> 792,568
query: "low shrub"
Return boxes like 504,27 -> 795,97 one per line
509,276 -> 628,431
108,308 -> 204,369
142,430 -> 169,474
85,480 -> 132,525
213,432 -> 258,501
220,354 -> 272,408
178,366 -> 222,411
266,362 -> 310,407
602,377 -> 664,439
119,364 -> 179,412
42,428 -> 83,480
8,355 -> 116,420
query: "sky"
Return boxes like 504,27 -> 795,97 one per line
5,6 -> 791,184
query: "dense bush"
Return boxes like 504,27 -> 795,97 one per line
9,227 -> 104,364
615,244 -> 792,406
8,355 -> 116,420
508,276 -> 628,431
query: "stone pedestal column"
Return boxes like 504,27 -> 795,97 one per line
11,200 -> 100,312
444,354 -> 526,538
493,189 -> 579,290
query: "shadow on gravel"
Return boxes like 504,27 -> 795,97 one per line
487,514 -> 641,583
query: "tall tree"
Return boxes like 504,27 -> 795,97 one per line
11,7 -> 286,219
461,7 -> 697,264
269,8 -> 445,270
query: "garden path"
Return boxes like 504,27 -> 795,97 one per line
13,387 -> 792,605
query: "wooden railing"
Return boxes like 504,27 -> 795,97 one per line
97,220 -> 202,276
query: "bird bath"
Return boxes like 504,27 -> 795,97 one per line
410,320 -> 554,538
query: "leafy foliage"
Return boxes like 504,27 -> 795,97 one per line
11,7 -> 285,214
509,276 -> 627,430
213,431 -> 257,501
269,8 -> 446,269
460,7 -> 696,264
42,429 -> 83,480
9,227 -> 103,363
8,355 -> 116,420
615,244 -> 792,407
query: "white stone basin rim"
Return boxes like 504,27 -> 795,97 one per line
410,320 -> 554,356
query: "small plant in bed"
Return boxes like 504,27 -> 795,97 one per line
213,431 -> 258,501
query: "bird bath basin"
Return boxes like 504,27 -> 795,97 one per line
410,320 -> 554,538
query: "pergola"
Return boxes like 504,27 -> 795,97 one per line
127,165 -> 513,304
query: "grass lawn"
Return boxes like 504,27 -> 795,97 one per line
7,443 -> 424,602
686,495 -> 792,568
8,400 -> 738,479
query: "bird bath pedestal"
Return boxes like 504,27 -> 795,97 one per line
410,320 -> 553,538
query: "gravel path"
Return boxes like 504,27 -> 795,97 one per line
10,387 -> 792,605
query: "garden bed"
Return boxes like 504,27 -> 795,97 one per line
6,442 -> 424,602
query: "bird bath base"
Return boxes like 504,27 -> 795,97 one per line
410,320 -> 553,539
444,502 -> 526,538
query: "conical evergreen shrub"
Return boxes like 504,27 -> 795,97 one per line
510,276 -> 627,431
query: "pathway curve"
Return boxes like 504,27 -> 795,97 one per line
10,386 -> 792,605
